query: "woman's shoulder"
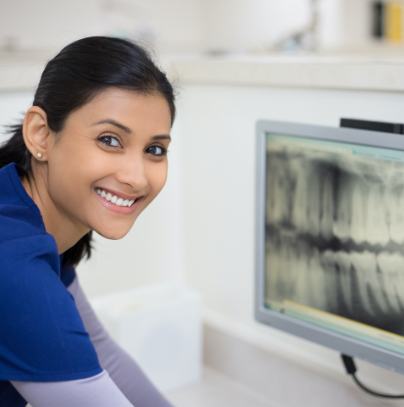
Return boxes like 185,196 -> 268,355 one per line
0,164 -> 75,287
0,241 -> 60,301
0,222 -> 61,296
0,232 -> 59,274
0,248 -> 101,383
0,255 -> 101,383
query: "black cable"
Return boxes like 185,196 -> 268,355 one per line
340,354 -> 404,399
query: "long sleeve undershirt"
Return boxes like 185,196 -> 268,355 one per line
11,276 -> 174,407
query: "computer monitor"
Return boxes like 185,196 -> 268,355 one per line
255,120 -> 404,374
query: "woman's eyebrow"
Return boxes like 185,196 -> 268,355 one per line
91,119 -> 171,141
152,135 -> 171,141
92,119 -> 131,133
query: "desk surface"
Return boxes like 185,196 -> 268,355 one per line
165,367 -> 272,407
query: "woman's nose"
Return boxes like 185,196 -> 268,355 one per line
116,159 -> 149,193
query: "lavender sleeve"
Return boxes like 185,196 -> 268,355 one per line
10,276 -> 173,407
11,370 -> 133,407
66,275 -> 174,407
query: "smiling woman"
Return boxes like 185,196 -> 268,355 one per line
0,37 -> 175,407
23,88 -> 171,246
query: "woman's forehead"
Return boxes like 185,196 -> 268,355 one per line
65,88 -> 171,131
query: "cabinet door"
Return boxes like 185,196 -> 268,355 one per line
0,92 -> 33,144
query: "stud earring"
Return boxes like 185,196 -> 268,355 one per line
36,152 -> 43,159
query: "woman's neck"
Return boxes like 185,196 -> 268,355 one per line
22,170 -> 89,254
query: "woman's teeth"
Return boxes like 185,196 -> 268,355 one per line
95,188 -> 135,207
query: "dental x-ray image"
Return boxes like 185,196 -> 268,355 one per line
265,135 -> 404,336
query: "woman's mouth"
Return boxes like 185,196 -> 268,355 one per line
95,187 -> 136,207
94,187 -> 141,214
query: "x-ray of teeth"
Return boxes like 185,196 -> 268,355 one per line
265,136 -> 404,335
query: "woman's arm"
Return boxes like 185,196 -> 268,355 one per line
67,276 -> 174,407
11,370 -> 133,407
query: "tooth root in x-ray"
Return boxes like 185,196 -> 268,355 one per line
332,173 -> 353,242
321,250 -> 352,315
290,163 -> 308,233
265,140 -> 404,335
350,180 -> 368,244
306,247 -> 326,308
319,172 -> 334,240
389,189 -> 404,244
365,186 -> 390,246
306,167 -> 321,236
349,251 -> 381,315
377,253 -> 404,313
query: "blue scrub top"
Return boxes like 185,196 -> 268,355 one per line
0,163 -> 102,406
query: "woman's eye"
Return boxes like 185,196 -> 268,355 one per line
98,135 -> 122,148
147,145 -> 167,157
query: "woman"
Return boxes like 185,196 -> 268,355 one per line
0,36 -> 175,406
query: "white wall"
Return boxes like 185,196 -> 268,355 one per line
0,0 -> 380,56
202,0 -> 390,53
0,92 -> 32,143
174,82 -> 404,398
202,0 -> 310,53
0,0 -> 205,54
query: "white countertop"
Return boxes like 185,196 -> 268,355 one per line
2,50 -> 404,92
168,53 -> 404,92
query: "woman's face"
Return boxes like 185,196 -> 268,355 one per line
45,88 -> 172,240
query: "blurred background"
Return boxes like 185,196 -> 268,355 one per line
1,0 -> 404,56
2,1 -> 404,406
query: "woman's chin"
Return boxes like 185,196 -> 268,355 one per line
95,226 -> 132,240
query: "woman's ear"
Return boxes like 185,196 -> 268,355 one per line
22,106 -> 53,161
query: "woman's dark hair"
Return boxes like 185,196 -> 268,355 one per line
0,36 -> 175,268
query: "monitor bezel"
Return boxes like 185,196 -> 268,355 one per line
255,119 -> 404,375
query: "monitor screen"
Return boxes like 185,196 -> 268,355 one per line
255,120 -> 404,374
